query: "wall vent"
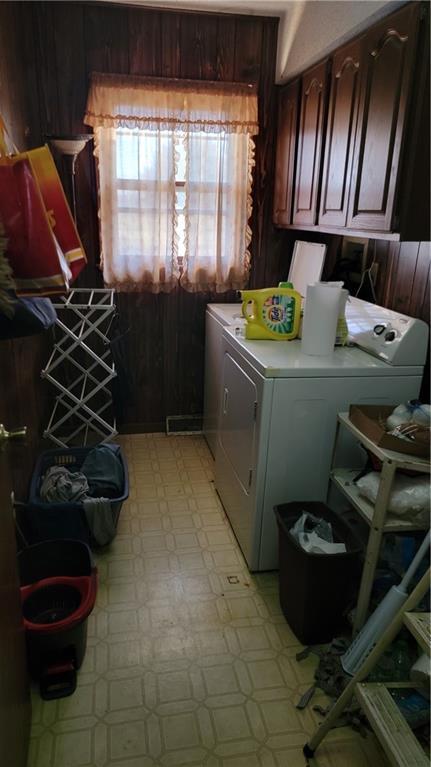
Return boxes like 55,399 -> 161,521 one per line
166,414 -> 203,435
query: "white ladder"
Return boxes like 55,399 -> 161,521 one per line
42,288 -> 118,447
304,570 -> 430,766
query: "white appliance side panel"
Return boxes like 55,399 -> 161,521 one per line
215,352 -> 273,571
219,353 -> 258,492
203,312 -> 223,457
259,374 -> 423,571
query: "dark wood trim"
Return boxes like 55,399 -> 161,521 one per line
280,223 -> 400,241
120,422 -> 166,434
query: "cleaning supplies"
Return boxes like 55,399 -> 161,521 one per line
240,285 -> 301,341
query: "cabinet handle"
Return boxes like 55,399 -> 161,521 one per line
223,388 -> 229,415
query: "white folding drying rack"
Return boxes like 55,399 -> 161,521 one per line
42,288 -> 118,447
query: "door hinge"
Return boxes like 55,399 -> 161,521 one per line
253,401 -> 258,421
248,468 -> 253,487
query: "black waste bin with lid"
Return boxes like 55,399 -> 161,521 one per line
18,539 -> 97,699
274,502 -> 362,644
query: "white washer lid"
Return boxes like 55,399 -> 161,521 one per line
206,303 -> 244,326
288,241 -> 327,298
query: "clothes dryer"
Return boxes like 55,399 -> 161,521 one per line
215,299 -> 428,571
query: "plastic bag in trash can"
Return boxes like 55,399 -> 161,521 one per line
290,512 -> 347,555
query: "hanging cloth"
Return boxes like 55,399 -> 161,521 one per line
84,73 -> 258,293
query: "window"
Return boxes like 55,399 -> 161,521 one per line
84,73 -> 258,293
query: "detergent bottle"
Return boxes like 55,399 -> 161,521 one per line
240,284 -> 301,340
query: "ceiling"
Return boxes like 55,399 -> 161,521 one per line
108,0 -> 289,15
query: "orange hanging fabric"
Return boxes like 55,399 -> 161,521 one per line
0,118 -> 87,296
27,148 -> 87,282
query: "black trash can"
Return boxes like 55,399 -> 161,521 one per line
18,540 -> 97,699
274,502 -> 362,644
17,502 -> 91,547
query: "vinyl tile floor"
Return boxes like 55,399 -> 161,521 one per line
27,434 -> 388,767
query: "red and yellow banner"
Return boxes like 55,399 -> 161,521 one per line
27,147 -> 87,281
0,123 -> 87,296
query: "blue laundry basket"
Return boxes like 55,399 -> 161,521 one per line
21,444 -> 129,546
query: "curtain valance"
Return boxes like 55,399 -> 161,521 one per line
84,72 -> 259,135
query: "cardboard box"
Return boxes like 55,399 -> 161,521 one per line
349,405 -> 430,459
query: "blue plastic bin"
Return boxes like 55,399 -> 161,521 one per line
22,444 -> 129,546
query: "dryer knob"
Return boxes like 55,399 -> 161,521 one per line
373,324 -> 386,336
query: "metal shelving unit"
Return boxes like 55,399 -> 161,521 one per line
330,412 -> 430,634
42,289 -> 118,448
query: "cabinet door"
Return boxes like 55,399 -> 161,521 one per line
273,79 -> 299,226
292,60 -> 327,226
347,3 -> 420,232
319,40 -> 361,227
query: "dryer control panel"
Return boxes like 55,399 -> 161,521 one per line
346,298 -> 429,366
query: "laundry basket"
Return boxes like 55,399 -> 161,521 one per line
22,444 -> 128,546
274,502 -> 362,644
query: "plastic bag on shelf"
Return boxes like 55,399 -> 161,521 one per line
356,472 -> 430,522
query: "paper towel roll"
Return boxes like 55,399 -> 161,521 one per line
301,283 -> 342,356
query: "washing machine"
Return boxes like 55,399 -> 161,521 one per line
203,242 -> 327,456
214,298 -> 428,571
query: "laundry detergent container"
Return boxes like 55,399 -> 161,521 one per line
23,444 -> 128,546
274,502 -> 362,644
18,540 -> 97,699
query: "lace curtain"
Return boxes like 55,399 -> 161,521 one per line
84,72 -> 259,293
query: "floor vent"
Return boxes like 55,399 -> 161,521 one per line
166,414 -> 203,435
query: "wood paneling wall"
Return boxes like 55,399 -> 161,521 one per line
1,1 -> 429,444
14,0 -> 280,431
0,2 -> 53,496
375,240 -> 430,401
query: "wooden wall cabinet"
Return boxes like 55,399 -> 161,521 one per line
292,60 -> 328,226
273,79 -> 299,226
274,2 -> 429,240
347,3 -> 420,232
318,39 -> 361,227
